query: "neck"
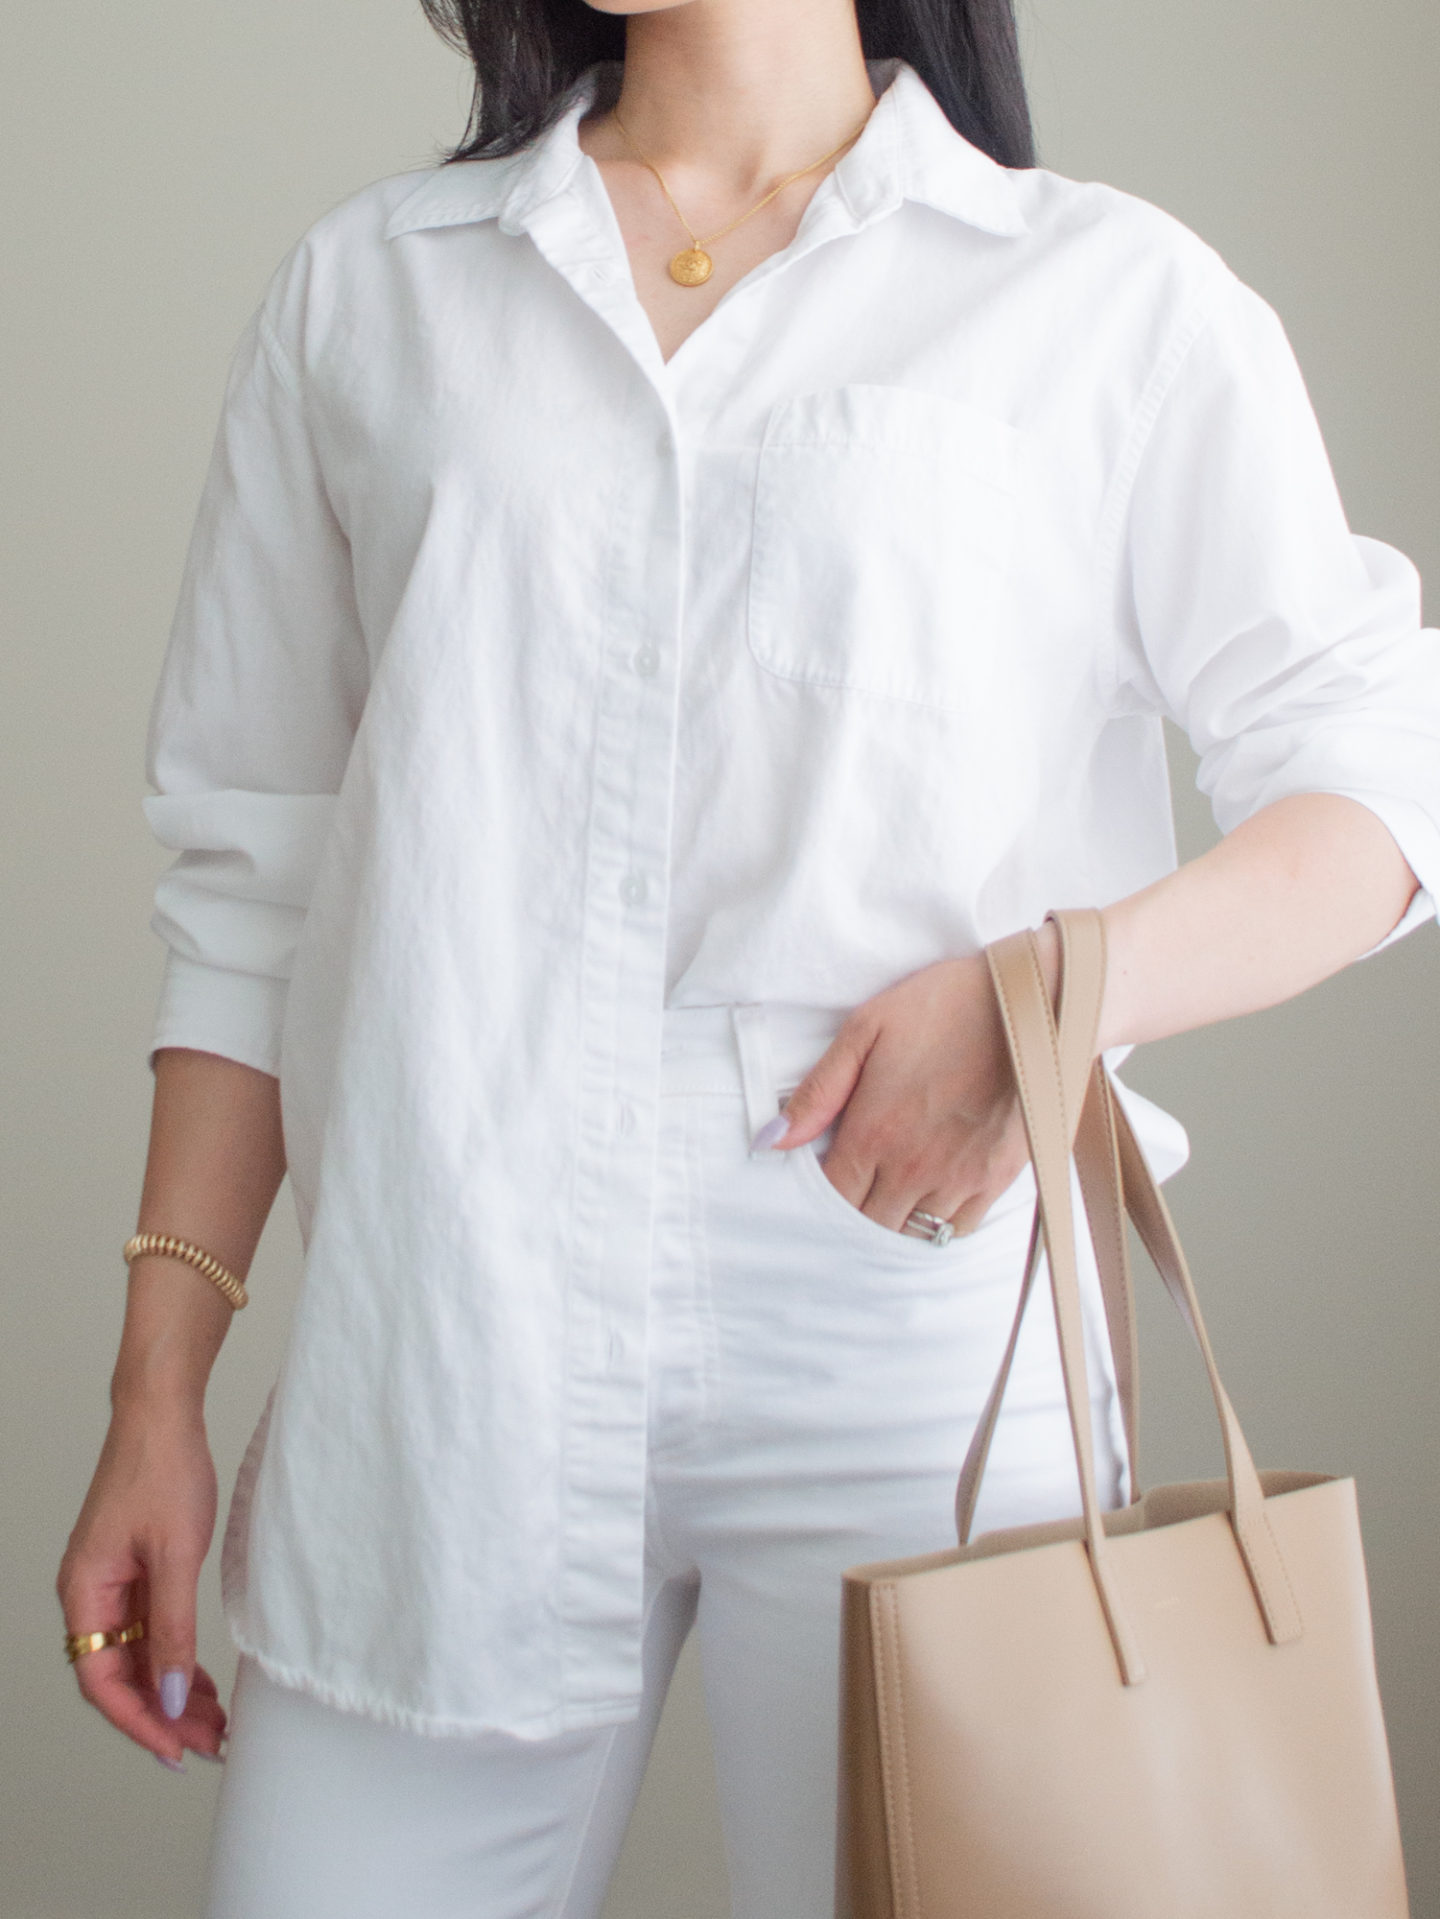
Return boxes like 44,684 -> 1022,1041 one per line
605,0 -> 878,195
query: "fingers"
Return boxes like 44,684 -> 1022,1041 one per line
757,1016 -> 875,1151
60,1545 -> 221,1766
168,1663 -> 229,1762
941,1189 -> 999,1238
60,1546 -> 146,1728
844,1163 -> 983,1236
817,1094 -> 960,1225
754,964 -> 1032,1234
79,1648 -> 186,1764
146,1541 -> 199,1727
863,1160 -> 963,1234
827,1124 -> 1031,1236
68,1636 -> 227,1768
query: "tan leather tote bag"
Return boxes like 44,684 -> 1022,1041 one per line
836,908 -> 1409,1918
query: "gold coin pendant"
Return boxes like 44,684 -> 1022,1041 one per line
669,247 -> 713,287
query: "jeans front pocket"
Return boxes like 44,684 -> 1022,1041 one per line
785,1114 -> 1041,1272
787,1124 -> 971,1268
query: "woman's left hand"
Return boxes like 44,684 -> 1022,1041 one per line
758,935 -> 1057,1237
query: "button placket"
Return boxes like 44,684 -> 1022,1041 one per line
519,189 -> 668,391
558,367 -> 686,1716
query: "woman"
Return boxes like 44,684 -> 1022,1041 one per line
57,0 -> 1439,1913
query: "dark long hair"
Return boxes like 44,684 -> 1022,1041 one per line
418,0 -> 1034,170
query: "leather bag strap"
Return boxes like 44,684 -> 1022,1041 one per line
959,912 -> 1301,1685
954,912 -> 1140,1538
963,909 -> 1144,1527
1103,1071 -> 1301,1645
1049,909 -> 1141,1483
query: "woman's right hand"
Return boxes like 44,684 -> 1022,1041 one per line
58,1405 -> 228,1768
59,1048 -> 289,1766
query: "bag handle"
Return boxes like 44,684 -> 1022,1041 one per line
956,911 -> 1302,1686
1102,1068 -> 1302,1648
954,911 -> 1137,1533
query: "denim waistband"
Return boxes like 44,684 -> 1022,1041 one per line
659,1002 -> 847,1104
658,999 -> 1192,1188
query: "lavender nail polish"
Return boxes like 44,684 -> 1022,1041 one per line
751,1114 -> 791,1154
155,1753 -> 185,1773
159,1669 -> 189,1721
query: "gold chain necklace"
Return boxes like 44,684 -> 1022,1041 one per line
611,105 -> 873,287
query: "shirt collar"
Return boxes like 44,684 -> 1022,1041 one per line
384,57 -> 1027,243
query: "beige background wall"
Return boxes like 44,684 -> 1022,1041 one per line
3,2 -> 1436,1913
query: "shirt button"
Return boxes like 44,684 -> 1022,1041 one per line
632,645 -> 659,679
655,431 -> 672,457
614,1101 -> 635,1136
619,871 -> 648,907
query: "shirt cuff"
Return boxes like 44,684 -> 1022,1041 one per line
1328,791 -> 1440,960
149,949 -> 287,1077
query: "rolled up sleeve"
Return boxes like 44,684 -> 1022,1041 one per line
144,273 -> 367,1074
1114,271 -> 1440,955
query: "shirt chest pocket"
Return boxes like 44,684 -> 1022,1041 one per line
747,384 -> 1022,714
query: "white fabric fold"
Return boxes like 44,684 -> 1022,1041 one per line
143,791 -> 340,1070
150,951 -> 292,1078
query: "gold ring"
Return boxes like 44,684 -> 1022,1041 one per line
65,1620 -> 145,1664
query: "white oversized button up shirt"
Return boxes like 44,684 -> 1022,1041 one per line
145,56 -> 1440,1737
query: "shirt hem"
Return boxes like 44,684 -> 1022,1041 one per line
224,1626 -> 645,1743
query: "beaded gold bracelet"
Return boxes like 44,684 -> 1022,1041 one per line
123,1233 -> 249,1311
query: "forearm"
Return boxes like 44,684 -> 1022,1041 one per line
111,1047 -> 286,1421
1090,793 -> 1420,1055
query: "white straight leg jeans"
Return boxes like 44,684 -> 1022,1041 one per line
204,1003 -> 1125,1919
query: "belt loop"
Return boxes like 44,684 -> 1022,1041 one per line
730,1003 -> 780,1144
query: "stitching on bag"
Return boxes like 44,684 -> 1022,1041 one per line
990,953 -> 1040,1175
1262,1509 -> 1303,1630
1088,1078 -> 1131,1402
1092,1112 -> 1126,1297
869,1592 -> 902,1915
1223,1452 -> 1294,1634
869,1591 -> 903,1917
875,1586 -> 923,1919
1242,1503 -> 1303,1642
1023,937 -> 1067,1128
987,937 -> 1062,1181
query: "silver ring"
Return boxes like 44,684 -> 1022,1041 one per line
900,1208 -> 955,1247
